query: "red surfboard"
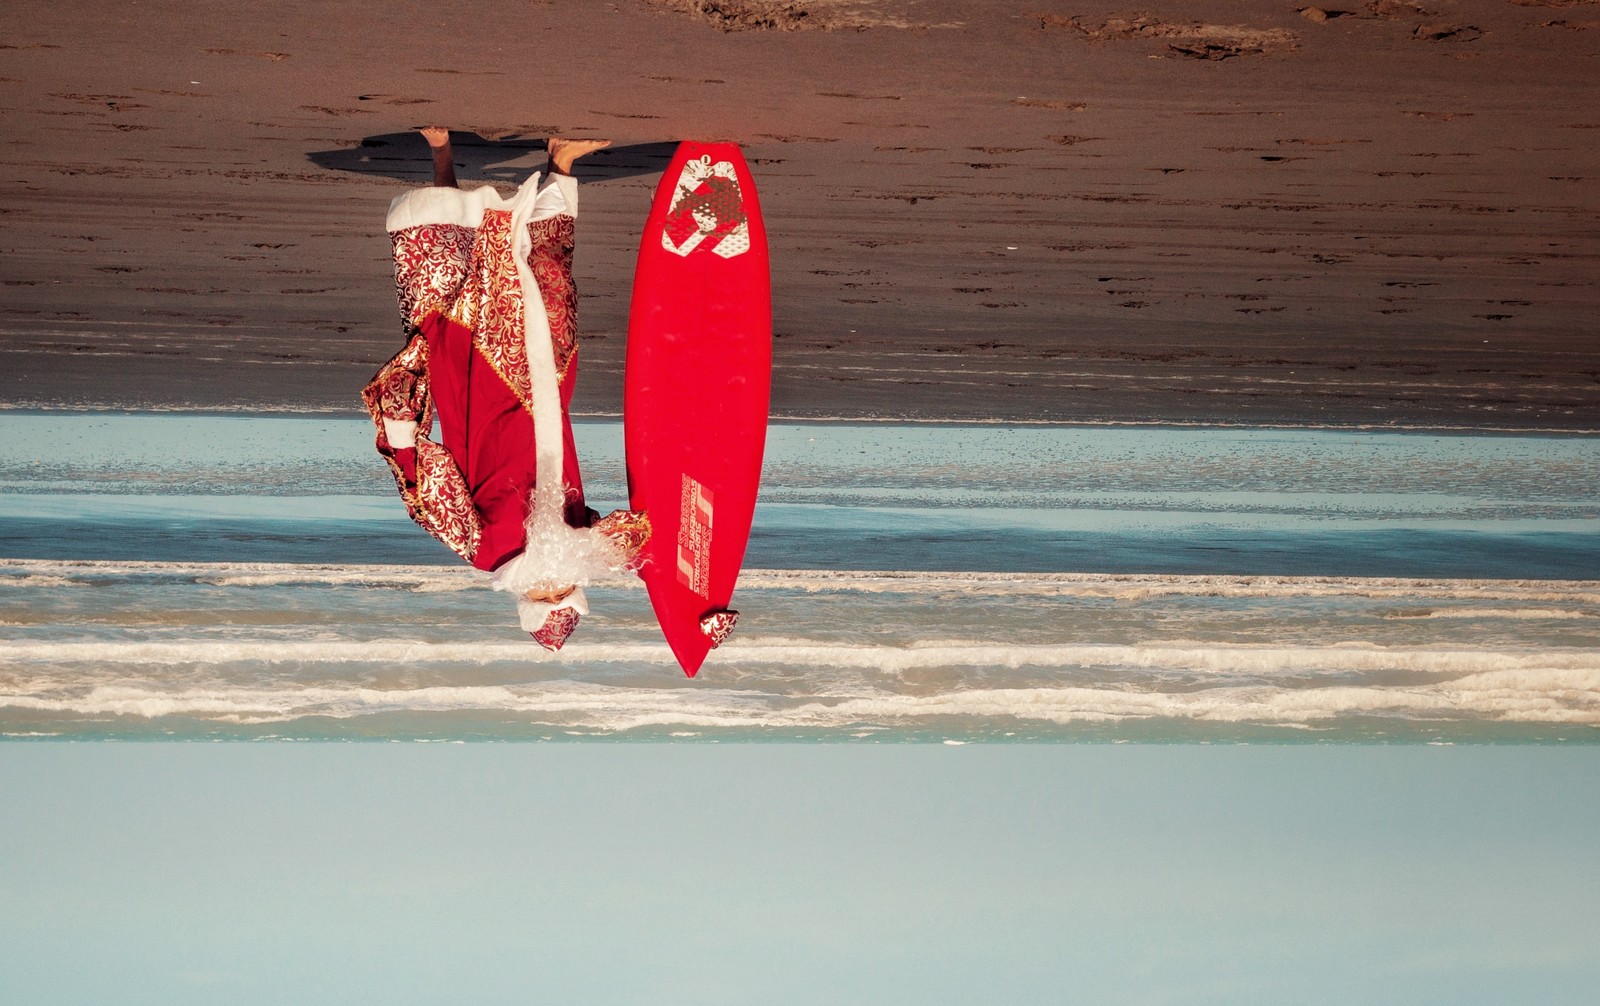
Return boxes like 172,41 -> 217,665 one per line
625,142 -> 771,677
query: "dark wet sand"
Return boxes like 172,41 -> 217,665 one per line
1,1 -> 1597,427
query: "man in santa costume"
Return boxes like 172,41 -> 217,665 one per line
363,130 -> 649,650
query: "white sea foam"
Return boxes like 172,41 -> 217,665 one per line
0,681 -> 769,726
1382,607 -> 1598,621
5,560 -> 1597,736
195,570 -> 483,591
4,638 -> 1597,678
796,670 -> 1600,726
738,570 -> 1600,604
0,574 -> 78,588
3,668 -> 1597,727
0,558 -> 629,592
0,639 -> 555,667
5,559 -> 1598,605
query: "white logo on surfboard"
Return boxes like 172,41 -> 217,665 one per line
676,473 -> 714,598
661,156 -> 750,260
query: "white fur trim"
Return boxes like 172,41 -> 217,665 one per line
386,173 -> 577,233
506,174 -> 566,530
534,173 -> 578,218
387,183 -> 505,232
381,417 -> 418,449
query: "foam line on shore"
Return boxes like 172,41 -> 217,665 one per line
3,404 -> 1597,435
5,559 -> 1599,603
1381,607 -> 1599,621
4,669 -> 1597,728
5,639 -> 1598,678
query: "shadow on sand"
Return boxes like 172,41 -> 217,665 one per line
307,133 -> 678,185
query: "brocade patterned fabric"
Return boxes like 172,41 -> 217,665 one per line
390,210 -> 579,411
361,333 -> 481,561
528,215 -> 578,381
450,210 -> 533,407
531,606 -> 581,651
699,609 -> 739,648
365,203 -> 581,566
413,438 -> 482,560
392,223 -> 473,335
592,508 -> 653,572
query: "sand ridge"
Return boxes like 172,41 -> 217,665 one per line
643,0 -> 936,32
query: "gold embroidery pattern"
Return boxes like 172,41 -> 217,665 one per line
592,508 -> 653,572
362,340 -> 419,522
527,214 -> 578,382
456,209 -> 534,409
361,334 -> 480,562
414,437 -> 482,560
362,333 -> 430,424
699,609 -> 739,648
531,606 -> 581,650
392,224 -> 474,331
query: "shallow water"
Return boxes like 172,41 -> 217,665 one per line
2,414 -> 1597,741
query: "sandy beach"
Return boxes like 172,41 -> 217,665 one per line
1,0 -> 1596,426
4,9 -> 1600,996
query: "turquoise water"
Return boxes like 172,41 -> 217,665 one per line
1,414 -> 1597,741
4,416 -> 1599,1003
3,744 -> 1598,1004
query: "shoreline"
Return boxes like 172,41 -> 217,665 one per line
9,554 -> 1600,583
3,403 -> 1597,437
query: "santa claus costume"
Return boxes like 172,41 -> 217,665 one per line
362,135 -> 648,649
